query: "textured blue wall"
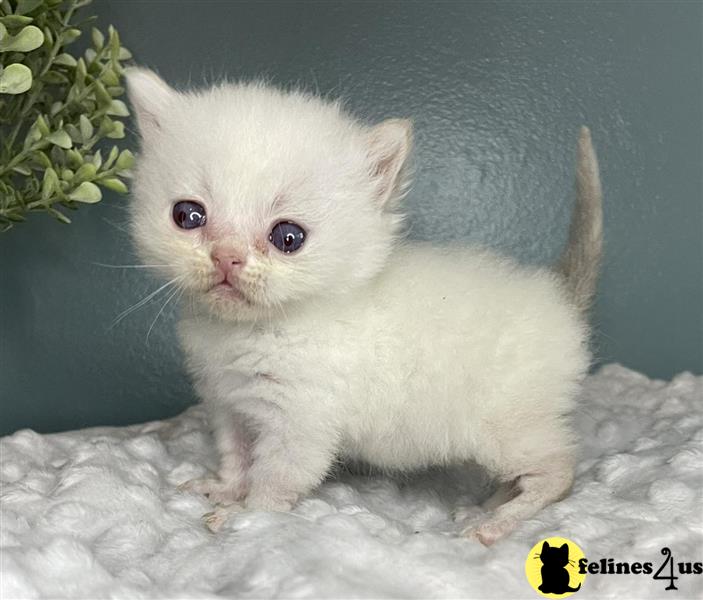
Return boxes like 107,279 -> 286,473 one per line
1,1 -> 701,435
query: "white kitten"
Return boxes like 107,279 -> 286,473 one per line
126,69 -> 602,545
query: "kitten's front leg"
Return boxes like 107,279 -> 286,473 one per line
180,408 -> 250,504
205,415 -> 338,531
245,420 -> 337,511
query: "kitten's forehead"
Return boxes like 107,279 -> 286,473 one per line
171,84 -> 358,158
149,83 -> 365,216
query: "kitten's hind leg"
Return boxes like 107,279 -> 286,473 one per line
481,479 -> 520,511
461,455 -> 574,546
453,480 -> 517,525
179,410 -> 251,505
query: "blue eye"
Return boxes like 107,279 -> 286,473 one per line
173,200 -> 206,229
269,221 -> 305,253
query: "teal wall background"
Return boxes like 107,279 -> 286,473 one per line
1,1 -> 701,436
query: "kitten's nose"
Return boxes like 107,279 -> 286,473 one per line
211,247 -> 245,279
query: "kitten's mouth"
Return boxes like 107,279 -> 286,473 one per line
208,279 -> 251,304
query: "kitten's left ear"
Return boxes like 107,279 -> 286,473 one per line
366,118 -> 413,209
125,67 -> 175,140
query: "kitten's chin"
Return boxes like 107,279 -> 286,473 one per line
209,282 -> 250,304
198,285 -> 267,322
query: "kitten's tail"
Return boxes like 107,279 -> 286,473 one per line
557,126 -> 603,313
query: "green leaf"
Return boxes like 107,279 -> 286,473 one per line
61,28 -> 81,44
31,151 -> 51,169
100,177 -> 128,193
92,150 -> 102,168
35,115 -> 49,135
0,63 -> 32,94
115,149 -> 135,170
91,27 -> 104,49
75,58 -> 87,85
106,121 -> 125,139
118,47 -> 132,60
41,167 -> 60,201
1,15 -> 34,28
66,83 -> 79,103
46,130 -> 72,148
54,53 -> 77,68
49,145 -> 65,164
66,149 -> 83,168
68,181 -> 102,203
12,165 -> 32,175
108,28 -> 120,61
65,123 -> 82,143
100,68 -> 119,87
0,25 -> 44,52
106,99 -> 129,116
74,162 -> 97,182
98,116 -> 114,135
23,121 -> 42,148
79,114 -> 93,141
93,80 -> 112,106
104,145 -> 119,169
16,0 -> 44,15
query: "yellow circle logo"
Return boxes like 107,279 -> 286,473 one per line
525,537 -> 587,597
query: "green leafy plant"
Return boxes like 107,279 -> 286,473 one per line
0,0 -> 134,231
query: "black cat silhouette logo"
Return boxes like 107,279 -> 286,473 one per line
525,537 -> 587,597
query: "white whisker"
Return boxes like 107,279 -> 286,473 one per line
110,276 -> 184,329
101,217 -> 131,235
146,284 -> 184,344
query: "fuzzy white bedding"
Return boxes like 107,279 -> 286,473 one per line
1,364 -> 702,599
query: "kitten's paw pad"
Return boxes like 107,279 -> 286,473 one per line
462,517 -> 517,546
202,503 -> 244,532
179,477 -> 244,504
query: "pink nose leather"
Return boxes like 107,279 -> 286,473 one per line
211,247 -> 244,279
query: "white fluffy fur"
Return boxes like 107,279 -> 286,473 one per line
126,69 -> 600,545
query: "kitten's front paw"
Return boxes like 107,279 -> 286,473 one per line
179,476 -> 245,505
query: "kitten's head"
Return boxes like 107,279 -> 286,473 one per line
126,68 -> 412,321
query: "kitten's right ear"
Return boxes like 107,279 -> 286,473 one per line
125,67 -> 175,139
366,118 -> 413,209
